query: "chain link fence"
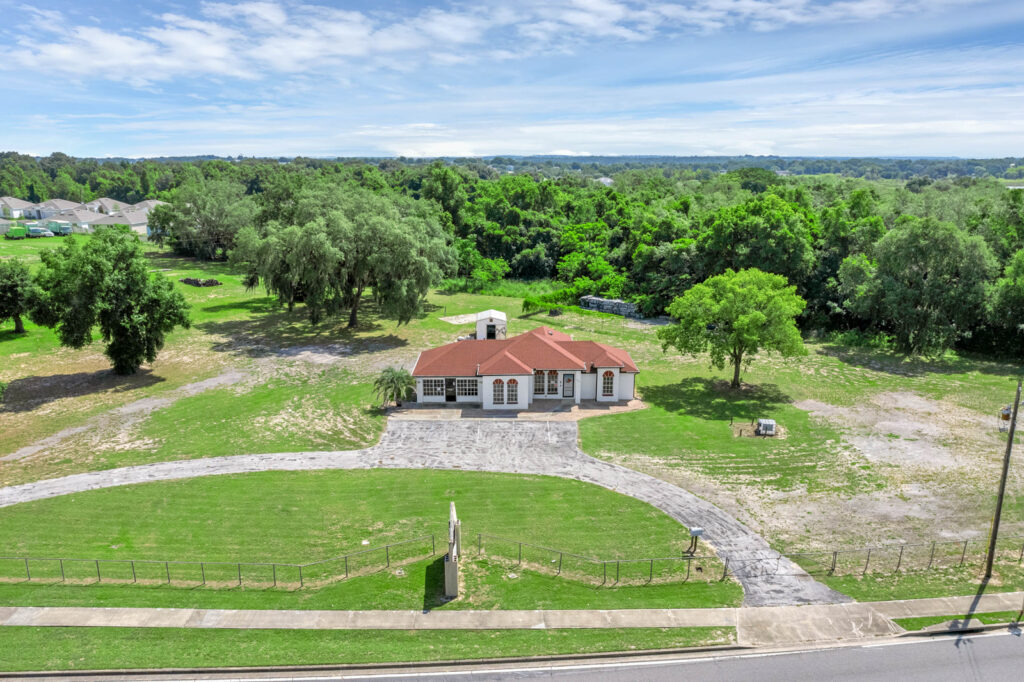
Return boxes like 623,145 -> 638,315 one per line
475,533 -> 724,585
0,535 -> 436,590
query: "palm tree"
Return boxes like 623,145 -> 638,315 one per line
374,366 -> 416,408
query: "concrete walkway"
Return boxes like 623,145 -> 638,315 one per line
0,420 -> 847,607
2,592 -> 1020,646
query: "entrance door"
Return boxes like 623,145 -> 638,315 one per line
562,374 -> 574,398
445,378 -> 457,402
486,324 -> 496,339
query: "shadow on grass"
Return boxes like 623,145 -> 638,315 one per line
422,556 -> 446,612
641,377 -> 792,421
0,328 -> 30,344
196,294 -> 411,359
0,369 -> 165,414
819,343 -> 1024,379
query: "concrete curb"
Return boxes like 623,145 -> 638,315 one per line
0,643 -> 751,679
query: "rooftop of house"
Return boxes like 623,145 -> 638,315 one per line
1,196 -> 35,210
39,198 -> 80,210
54,208 -> 107,223
131,199 -> 167,212
413,326 -> 639,377
476,309 -> 507,321
92,209 -> 149,226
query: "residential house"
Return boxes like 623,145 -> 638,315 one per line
0,219 -> 11,234
92,208 -> 153,237
50,207 -> 107,232
0,196 -> 34,219
80,197 -> 127,215
130,199 -> 167,212
26,198 -> 80,219
412,323 -> 638,409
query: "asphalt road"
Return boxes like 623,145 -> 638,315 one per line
355,631 -> 1024,682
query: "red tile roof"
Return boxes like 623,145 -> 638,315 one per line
413,326 -> 639,377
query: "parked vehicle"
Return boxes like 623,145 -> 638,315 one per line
3,225 -> 27,239
27,227 -> 54,238
50,224 -> 73,236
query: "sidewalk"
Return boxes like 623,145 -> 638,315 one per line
2,591 -> 1021,646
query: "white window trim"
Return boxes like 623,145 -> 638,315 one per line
602,371 -> 615,397
456,378 -> 479,397
423,379 -> 444,397
492,379 -> 505,405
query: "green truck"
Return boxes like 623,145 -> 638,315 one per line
3,224 -> 27,239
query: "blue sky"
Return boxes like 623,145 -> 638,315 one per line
1,0 -> 1022,158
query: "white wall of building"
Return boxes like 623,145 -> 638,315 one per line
618,373 -> 636,401
580,373 -> 597,400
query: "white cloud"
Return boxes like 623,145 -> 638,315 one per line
0,0 -> 988,85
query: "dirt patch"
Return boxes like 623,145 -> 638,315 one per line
731,423 -> 788,439
795,392 -> 1000,470
439,314 -> 477,325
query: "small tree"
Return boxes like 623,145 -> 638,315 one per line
657,268 -> 807,388
0,258 -> 35,334
374,367 -> 416,408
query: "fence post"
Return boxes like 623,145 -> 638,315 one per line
896,545 -> 905,572
518,543 -> 522,565
927,542 -> 937,570
386,545 -> 390,568
960,540 -> 969,567
863,549 -> 872,576
24,558 -> 30,581
558,553 -> 563,575
829,551 -> 837,575
722,557 -> 730,581
166,562 -> 171,584
272,564 -> 277,587
345,556 -> 349,579
685,558 -> 691,581
1019,540 -> 1024,564
649,559 -> 654,583
478,534 -> 482,554
299,565 -> 303,587
59,559 -> 65,582
431,535 -> 436,556
131,560 -> 136,583
237,564 -> 241,587
616,560 -> 620,583
96,560 -> 101,582
201,563 -> 206,586
603,562 -> 607,585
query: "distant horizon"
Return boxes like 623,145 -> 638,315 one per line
1,1 -> 1022,158
3,152 -> 1019,163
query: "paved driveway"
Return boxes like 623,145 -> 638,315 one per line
0,419 -> 848,607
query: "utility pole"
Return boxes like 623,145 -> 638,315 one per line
986,378 -> 1022,579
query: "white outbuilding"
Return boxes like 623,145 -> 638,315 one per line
475,309 -> 507,340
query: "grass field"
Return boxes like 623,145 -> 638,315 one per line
0,626 -> 736,672
820,564 -> 1024,601
894,611 -> 1021,631
0,469 -> 743,610
3,234 -> 1024,598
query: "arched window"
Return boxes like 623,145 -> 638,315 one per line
534,370 -> 545,395
507,378 -> 518,404
547,370 -> 558,395
602,371 -> 615,397
492,379 -> 505,405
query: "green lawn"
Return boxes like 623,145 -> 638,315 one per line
0,626 -> 736,672
819,564 -> 1024,602
0,469 -> 742,609
894,611 -> 1021,631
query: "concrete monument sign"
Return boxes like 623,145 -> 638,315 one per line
444,501 -> 461,598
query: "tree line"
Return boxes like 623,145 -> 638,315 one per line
3,152 -> 1024,360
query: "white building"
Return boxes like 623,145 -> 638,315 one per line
475,309 -> 507,340
51,207 -> 107,232
412,324 -> 638,410
92,209 -> 153,237
80,197 -> 128,215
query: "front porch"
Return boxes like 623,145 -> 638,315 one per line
389,399 -> 646,422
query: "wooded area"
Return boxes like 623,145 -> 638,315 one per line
2,152 -> 1022,359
